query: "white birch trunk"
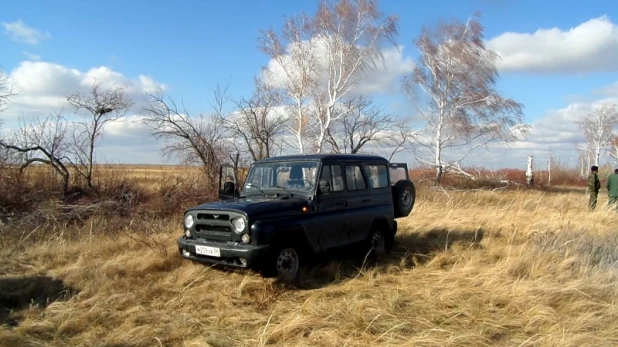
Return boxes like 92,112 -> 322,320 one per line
526,155 -> 533,186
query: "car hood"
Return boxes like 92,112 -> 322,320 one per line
187,195 -> 308,217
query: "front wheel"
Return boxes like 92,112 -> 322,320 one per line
261,244 -> 303,283
275,247 -> 300,281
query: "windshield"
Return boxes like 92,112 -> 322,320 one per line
243,160 -> 319,196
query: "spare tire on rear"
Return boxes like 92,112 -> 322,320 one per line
392,180 -> 415,218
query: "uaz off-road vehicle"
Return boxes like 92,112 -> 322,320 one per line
177,154 -> 415,281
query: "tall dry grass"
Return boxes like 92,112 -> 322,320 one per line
1,165 -> 617,346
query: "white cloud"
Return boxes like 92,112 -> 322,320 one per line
22,51 -> 41,61
0,61 -> 171,164
2,20 -> 50,44
486,15 -> 618,74
261,37 -> 412,97
4,61 -> 168,121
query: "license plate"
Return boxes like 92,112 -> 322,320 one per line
194,245 -> 221,257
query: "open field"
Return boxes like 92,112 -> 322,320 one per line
1,165 -> 618,346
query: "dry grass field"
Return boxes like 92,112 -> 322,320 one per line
1,164 -> 617,346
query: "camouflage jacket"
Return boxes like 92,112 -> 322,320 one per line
588,173 -> 600,192
607,173 -> 618,197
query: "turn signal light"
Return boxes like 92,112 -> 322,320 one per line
301,206 -> 308,212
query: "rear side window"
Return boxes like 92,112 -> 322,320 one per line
389,166 -> 407,185
365,164 -> 389,188
345,165 -> 367,191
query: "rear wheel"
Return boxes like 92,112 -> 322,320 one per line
370,229 -> 386,254
366,225 -> 393,257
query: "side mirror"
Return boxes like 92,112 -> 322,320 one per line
318,180 -> 331,195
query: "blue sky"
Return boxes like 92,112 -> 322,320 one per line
2,0 -> 618,168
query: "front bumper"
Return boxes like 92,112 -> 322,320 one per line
177,236 -> 269,268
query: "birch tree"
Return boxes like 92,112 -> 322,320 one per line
609,135 -> 618,165
576,102 -> 618,167
259,13 -> 317,154
310,0 -> 398,153
402,12 -> 526,185
259,0 -> 399,153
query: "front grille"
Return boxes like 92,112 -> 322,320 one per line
195,224 -> 231,232
192,210 -> 242,241
197,213 -> 230,221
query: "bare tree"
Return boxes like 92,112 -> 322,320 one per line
0,112 -> 72,192
324,95 -> 396,154
310,0 -> 399,153
402,12 -> 526,185
575,144 -> 593,178
222,80 -> 287,161
0,68 -> 17,166
66,81 -> 133,189
609,135 -> 618,165
576,103 -> 618,167
384,118 -> 416,161
0,67 -> 17,112
259,0 -> 399,153
142,85 -> 232,182
259,13 -> 318,154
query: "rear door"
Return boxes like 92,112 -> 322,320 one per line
316,163 -> 348,250
388,163 -> 409,185
342,163 -> 374,243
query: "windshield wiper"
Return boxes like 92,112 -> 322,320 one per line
275,185 -> 293,197
244,183 -> 266,196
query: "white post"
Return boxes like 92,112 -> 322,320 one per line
547,154 -> 552,186
526,155 -> 534,186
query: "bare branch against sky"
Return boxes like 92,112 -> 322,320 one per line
259,0 -> 399,154
66,81 -> 133,189
402,11 -> 527,184
576,102 -> 618,167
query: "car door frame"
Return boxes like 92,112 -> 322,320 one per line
340,161 -> 374,243
315,162 -> 349,250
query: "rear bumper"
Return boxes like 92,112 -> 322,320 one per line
177,237 -> 269,268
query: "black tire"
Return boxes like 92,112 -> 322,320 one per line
392,180 -> 415,218
261,244 -> 303,283
363,225 -> 393,262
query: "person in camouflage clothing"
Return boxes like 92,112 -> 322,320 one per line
588,166 -> 601,210
607,168 -> 618,209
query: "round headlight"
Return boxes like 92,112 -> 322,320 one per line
184,214 -> 194,228
232,217 -> 246,233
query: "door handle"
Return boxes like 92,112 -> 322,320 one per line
336,201 -> 347,206
362,199 -> 371,203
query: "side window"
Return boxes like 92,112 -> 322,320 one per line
331,165 -> 344,192
345,165 -> 367,191
365,164 -> 389,188
319,165 -> 344,192
320,165 -> 331,182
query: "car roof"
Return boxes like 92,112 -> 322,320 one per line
257,153 -> 389,163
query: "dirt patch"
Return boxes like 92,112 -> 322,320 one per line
0,275 -> 76,327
